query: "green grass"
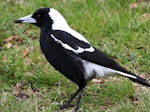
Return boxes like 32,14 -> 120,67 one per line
0,0 -> 150,111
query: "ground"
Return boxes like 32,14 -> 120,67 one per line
0,0 -> 150,111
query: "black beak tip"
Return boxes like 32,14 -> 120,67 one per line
14,19 -> 23,23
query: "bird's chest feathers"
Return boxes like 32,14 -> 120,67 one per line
39,29 -> 67,63
40,29 -> 59,51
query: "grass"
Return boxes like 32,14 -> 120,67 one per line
0,0 -> 150,111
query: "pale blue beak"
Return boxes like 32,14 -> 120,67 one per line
14,14 -> 36,23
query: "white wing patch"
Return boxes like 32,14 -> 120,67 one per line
51,34 -> 95,54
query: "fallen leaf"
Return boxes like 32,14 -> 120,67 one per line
129,2 -> 138,10
142,13 -> 150,18
15,93 -> 30,99
22,48 -> 30,57
4,36 -> 24,43
22,47 -> 31,57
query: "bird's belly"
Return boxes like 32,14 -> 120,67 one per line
82,60 -> 117,80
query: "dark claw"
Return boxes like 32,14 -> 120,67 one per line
75,106 -> 79,112
60,102 -> 74,110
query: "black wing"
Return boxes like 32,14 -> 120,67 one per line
52,30 -> 131,73
52,30 -> 91,50
78,48 -> 127,72
52,30 -> 150,87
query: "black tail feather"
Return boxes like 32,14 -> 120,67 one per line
115,64 -> 150,87
129,74 -> 150,87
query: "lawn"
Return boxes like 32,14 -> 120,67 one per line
0,0 -> 150,111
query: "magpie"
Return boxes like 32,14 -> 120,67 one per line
14,8 -> 150,111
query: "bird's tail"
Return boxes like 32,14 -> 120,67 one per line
116,71 -> 150,87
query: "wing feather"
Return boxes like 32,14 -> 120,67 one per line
52,30 -> 94,53
52,30 -> 132,74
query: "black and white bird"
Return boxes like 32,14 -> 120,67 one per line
14,8 -> 150,111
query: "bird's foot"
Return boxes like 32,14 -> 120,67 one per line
60,102 -> 74,110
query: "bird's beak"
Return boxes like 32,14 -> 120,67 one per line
14,14 -> 36,24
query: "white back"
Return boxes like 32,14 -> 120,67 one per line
48,8 -> 90,43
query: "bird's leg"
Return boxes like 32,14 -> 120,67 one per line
74,89 -> 84,111
60,88 -> 80,110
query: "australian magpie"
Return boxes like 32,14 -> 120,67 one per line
14,8 -> 150,111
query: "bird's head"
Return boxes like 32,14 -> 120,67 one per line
14,8 -> 69,30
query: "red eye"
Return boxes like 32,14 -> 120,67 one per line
37,14 -> 41,19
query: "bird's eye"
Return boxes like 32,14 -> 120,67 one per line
37,14 -> 41,19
